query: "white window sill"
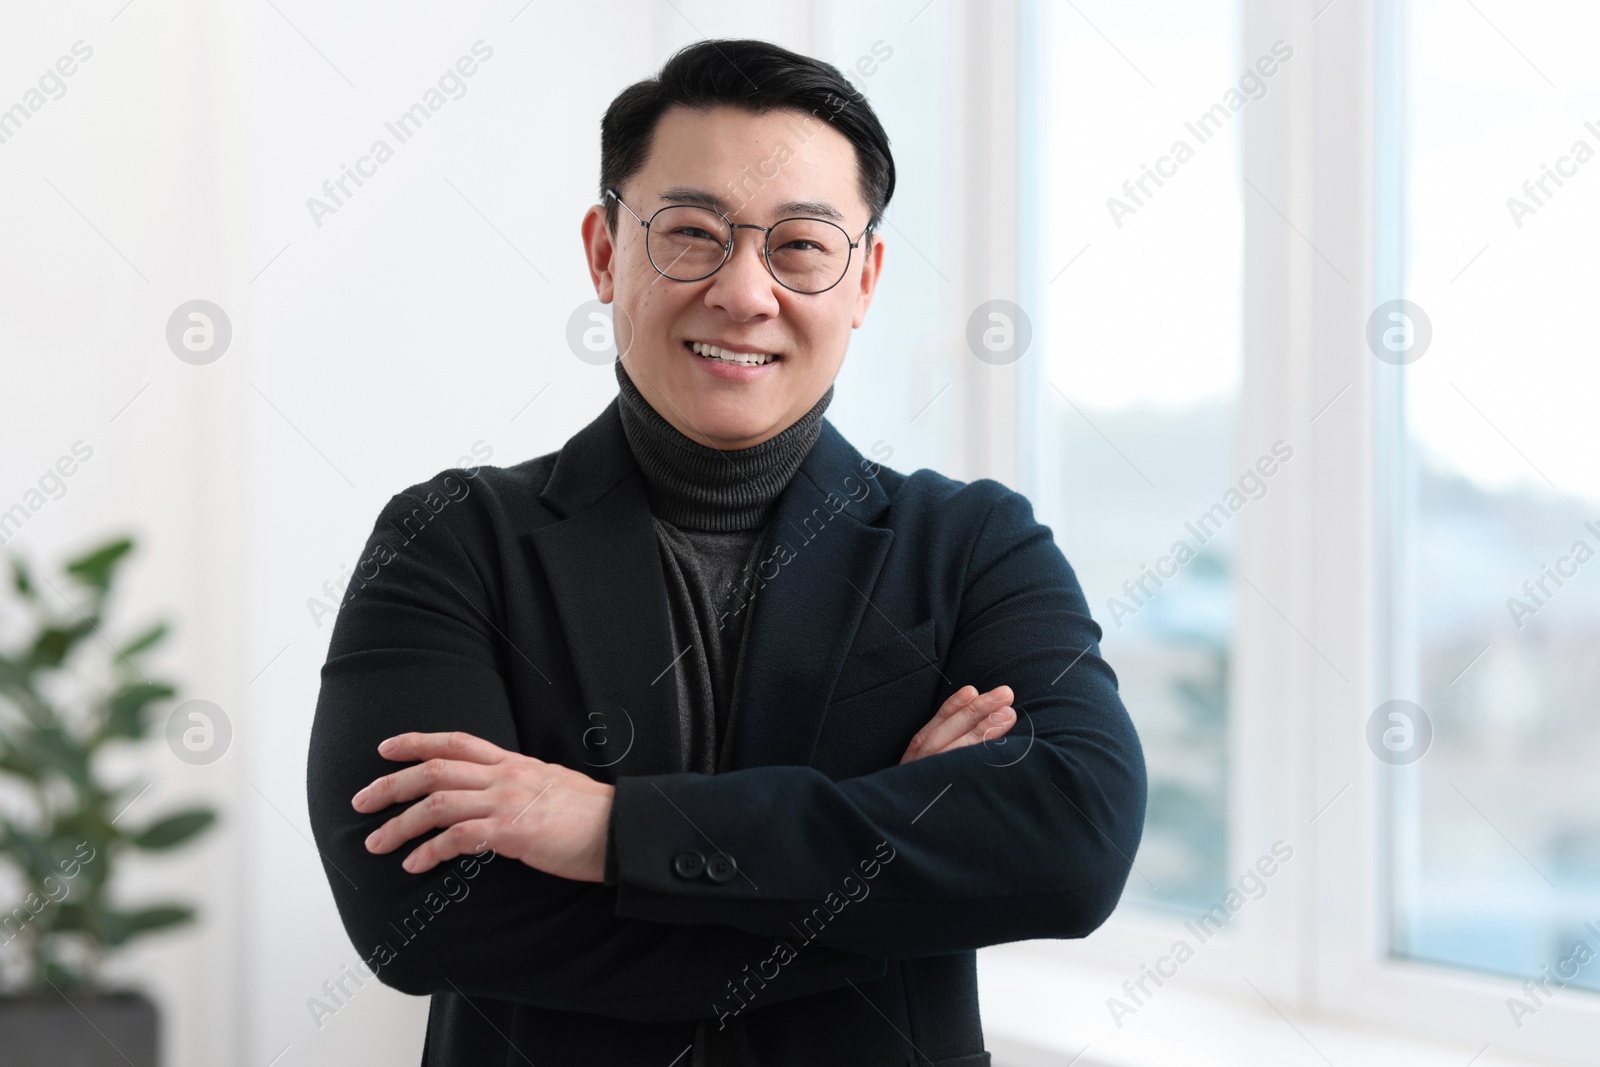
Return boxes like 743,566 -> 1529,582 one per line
978,941 -> 1557,1067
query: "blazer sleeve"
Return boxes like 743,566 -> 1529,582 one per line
306,486 -> 887,1022
606,485 -> 1149,959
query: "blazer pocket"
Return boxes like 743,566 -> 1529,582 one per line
829,616 -> 939,703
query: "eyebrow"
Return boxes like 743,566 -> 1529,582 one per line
658,186 -> 846,223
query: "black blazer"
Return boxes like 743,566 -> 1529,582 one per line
306,397 -> 1146,1067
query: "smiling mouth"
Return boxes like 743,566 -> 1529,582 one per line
685,340 -> 780,367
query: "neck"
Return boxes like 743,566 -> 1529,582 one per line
613,359 -> 833,532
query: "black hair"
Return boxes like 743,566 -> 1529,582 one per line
599,38 -> 895,251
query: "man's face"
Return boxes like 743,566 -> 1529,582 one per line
583,104 -> 886,450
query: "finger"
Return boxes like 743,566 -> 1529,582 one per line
377,730 -> 512,766
365,790 -> 495,855
353,757 -> 495,812
931,685 -> 982,723
899,686 -> 980,764
957,706 -> 1016,750
910,685 -> 1014,761
915,687 -> 1011,764
927,704 -> 1016,758
401,819 -> 496,874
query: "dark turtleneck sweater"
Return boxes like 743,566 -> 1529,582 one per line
607,357 -> 832,1067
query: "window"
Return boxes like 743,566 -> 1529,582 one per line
995,1 -> 1600,1062
1380,0 -> 1600,994
1020,0 -> 1244,914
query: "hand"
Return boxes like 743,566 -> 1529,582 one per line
352,731 -> 614,883
898,685 -> 1016,765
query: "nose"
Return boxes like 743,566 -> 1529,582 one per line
702,224 -> 781,318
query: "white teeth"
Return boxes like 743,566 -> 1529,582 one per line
691,341 -> 777,366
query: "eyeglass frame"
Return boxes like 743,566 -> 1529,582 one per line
604,187 -> 874,295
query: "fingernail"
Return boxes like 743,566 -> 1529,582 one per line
990,708 -> 1011,723
364,831 -> 379,848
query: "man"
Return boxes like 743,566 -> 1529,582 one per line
307,38 -> 1145,1067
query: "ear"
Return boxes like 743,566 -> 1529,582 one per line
851,232 -> 886,329
581,204 -> 617,303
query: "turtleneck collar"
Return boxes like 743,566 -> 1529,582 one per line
613,357 -> 833,533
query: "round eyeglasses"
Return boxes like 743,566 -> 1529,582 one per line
605,188 -> 872,295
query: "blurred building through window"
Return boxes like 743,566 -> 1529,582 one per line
1021,0 -> 1244,914
1383,0 -> 1600,992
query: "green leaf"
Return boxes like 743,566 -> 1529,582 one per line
120,621 -> 169,658
64,538 -> 135,594
0,654 -> 29,687
29,624 -> 87,668
129,808 -> 215,851
0,819 -> 91,883
45,831 -> 110,892
41,958 -> 88,991
98,681 -> 177,743
104,904 -> 194,946
51,901 -> 101,938
0,726 -> 91,789
0,681 -> 55,731
0,746 -> 46,783
10,556 -> 38,601
0,818 -> 61,883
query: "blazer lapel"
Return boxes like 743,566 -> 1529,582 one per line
530,400 -> 683,780
730,422 -> 894,769
529,399 -> 896,778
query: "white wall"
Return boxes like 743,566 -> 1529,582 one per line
1,2 -> 248,1064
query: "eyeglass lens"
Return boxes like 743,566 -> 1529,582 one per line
646,206 -> 850,293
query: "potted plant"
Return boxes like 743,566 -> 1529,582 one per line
0,536 -> 217,1066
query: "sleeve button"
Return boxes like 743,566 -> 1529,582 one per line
672,848 -> 706,879
705,852 -> 737,884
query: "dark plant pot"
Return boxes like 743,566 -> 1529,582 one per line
0,990 -> 159,1067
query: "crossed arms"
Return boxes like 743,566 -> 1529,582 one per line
305,484 -> 1146,1021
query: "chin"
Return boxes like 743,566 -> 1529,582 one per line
696,412 -> 780,448
668,383 -> 761,424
